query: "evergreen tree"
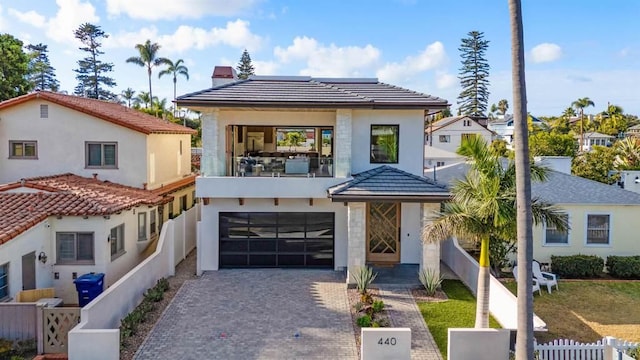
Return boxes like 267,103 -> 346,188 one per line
73,23 -> 117,100
26,43 -> 59,91
0,34 -> 32,100
457,31 -> 490,117
236,49 -> 255,80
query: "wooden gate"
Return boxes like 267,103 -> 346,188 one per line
42,307 -> 80,354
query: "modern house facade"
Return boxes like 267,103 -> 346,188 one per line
176,68 -> 450,281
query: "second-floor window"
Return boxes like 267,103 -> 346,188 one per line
9,141 -> 37,159
86,142 -> 117,168
439,135 -> 450,143
370,125 -> 399,164
463,119 -> 471,126
461,134 -> 477,142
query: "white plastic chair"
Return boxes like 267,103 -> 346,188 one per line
513,266 -> 542,295
532,261 -> 558,293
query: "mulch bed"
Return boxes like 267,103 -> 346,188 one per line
410,287 -> 448,303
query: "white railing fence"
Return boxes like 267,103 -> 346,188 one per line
440,237 -> 547,331
68,204 -> 199,360
534,337 -> 639,360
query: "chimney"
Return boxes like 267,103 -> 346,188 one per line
92,173 -> 98,180
533,156 -> 572,174
211,66 -> 238,87
143,183 -> 148,190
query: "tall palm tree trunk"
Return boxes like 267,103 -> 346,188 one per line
173,76 -> 177,117
147,67 -> 153,103
509,0 -> 535,359
475,236 -> 490,328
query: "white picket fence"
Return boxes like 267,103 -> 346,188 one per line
535,337 -> 638,360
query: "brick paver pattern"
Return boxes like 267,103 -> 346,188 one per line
378,285 -> 444,360
134,269 -> 357,360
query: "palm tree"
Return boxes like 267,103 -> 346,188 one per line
614,137 -> 640,170
421,136 -> 567,329
135,91 -> 152,109
126,40 -> 169,103
120,88 -> 136,108
159,59 -> 189,117
509,1 -> 536,357
599,104 -> 626,136
572,97 -> 595,152
497,99 -> 509,115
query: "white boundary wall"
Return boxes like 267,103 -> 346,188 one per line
441,238 -> 546,331
68,205 -> 198,360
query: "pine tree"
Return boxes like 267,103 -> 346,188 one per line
73,23 -> 117,100
236,49 -> 255,80
457,31 -> 490,117
26,43 -> 60,91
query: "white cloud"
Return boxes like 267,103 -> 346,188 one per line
274,36 -> 380,77
253,60 -> 279,75
376,41 -> 448,83
105,20 -> 263,53
106,0 -> 257,20
530,43 -> 562,63
8,9 -> 46,28
435,71 -> 457,89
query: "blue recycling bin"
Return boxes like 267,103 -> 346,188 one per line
74,272 -> 105,307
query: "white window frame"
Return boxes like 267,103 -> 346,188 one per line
0,263 -> 8,301
85,142 -> 118,169
463,119 -> 471,127
543,213 -> 570,246
9,140 -> 38,159
439,135 -> 450,143
138,212 -> 147,241
585,213 -> 611,246
56,232 -> 95,264
110,224 -> 126,260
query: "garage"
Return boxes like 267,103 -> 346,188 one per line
219,212 -> 334,268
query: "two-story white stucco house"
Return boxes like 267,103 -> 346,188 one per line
176,68 -> 451,281
424,115 -> 493,169
0,91 -> 198,227
0,174 -> 169,304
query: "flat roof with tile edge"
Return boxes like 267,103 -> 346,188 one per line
177,76 -> 449,110
0,91 -> 197,135
0,174 -> 172,245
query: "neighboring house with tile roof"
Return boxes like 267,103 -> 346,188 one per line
175,67 -> 450,280
426,156 -> 640,264
0,90 -> 198,229
425,116 -> 494,155
0,174 -> 169,303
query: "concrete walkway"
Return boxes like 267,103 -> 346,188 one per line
134,269 -> 357,360
378,285 -> 444,360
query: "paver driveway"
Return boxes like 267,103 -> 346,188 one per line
134,269 -> 357,360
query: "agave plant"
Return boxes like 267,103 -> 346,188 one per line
351,266 -> 377,303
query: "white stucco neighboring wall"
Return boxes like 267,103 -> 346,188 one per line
0,221 -> 52,300
146,133 -> 192,190
351,109 -> 424,175
0,100 -> 147,186
533,204 -> 640,264
198,198 -> 348,271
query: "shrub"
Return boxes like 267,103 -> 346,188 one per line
372,300 -> 385,313
607,255 -> 640,279
351,266 -> 377,295
155,278 -> 170,292
356,314 -> 372,327
550,255 -> 604,278
419,268 -> 443,296
144,288 -> 164,302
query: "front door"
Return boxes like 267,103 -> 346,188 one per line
22,251 -> 36,290
366,202 -> 400,263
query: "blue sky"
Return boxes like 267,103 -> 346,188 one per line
1,0 -> 639,116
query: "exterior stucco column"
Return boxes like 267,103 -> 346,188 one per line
201,108 -> 223,176
335,109 -> 352,178
420,203 -> 440,277
347,202 -> 366,284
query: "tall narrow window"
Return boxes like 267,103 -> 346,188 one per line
40,104 -> 49,118
180,195 -> 188,212
9,141 -> 37,159
86,142 -> 117,168
370,125 -> 399,164
138,212 -> 147,241
150,209 -> 157,236
110,224 -> 125,259
0,263 -> 8,300
168,201 -> 174,219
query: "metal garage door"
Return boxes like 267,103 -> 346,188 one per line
219,212 -> 334,268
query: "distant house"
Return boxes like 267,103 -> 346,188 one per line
427,156 -> 640,264
626,124 -> 640,138
425,116 -> 494,154
488,114 -> 544,146
0,91 -> 198,228
0,174 -> 169,303
424,146 -> 464,170
575,131 -> 614,152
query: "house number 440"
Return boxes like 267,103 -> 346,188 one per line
378,337 -> 397,346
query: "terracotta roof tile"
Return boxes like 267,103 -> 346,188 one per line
0,91 -> 197,135
0,174 -> 171,245
150,175 -> 196,196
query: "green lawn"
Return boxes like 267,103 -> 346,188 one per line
417,280 -> 500,357
503,280 -> 640,343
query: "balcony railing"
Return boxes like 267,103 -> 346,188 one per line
233,156 -> 334,177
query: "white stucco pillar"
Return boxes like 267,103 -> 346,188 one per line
347,202 -> 366,284
420,203 -> 440,277
200,108 -> 223,176
335,109 -> 352,178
